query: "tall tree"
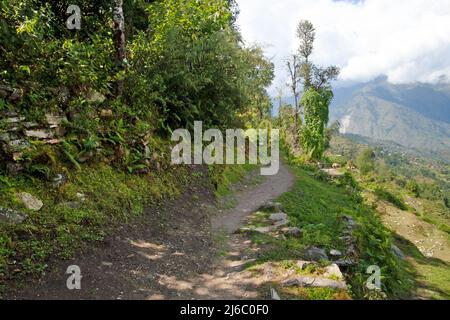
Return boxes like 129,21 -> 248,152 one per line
286,54 -> 301,143
295,20 -> 340,159
113,0 -> 126,96
297,20 -> 315,89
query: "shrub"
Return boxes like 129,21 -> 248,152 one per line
374,187 -> 408,210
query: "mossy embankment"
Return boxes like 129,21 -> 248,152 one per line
0,163 -> 188,289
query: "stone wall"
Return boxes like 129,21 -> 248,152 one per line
0,110 -> 67,175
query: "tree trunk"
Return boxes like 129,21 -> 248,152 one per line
113,0 -> 126,97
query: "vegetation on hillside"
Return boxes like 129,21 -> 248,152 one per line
0,0 -> 274,286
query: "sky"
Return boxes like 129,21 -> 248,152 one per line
236,0 -> 450,94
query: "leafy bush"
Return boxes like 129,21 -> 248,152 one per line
356,147 -> 375,175
374,186 -> 408,210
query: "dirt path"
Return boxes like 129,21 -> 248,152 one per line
212,162 -> 295,234
184,162 -> 295,299
6,163 -> 295,300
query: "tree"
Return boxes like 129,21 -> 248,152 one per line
286,54 -> 302,138
294,20 -> 340,159
406,180 -> 420,197
357,147 -> 376,175
297,20 -> 315,89
113,0 -> 126,96
296,20 -> 340,92
300,88 -> 333,159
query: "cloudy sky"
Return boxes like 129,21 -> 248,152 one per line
236,0 -> 450,94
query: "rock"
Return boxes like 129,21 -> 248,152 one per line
24,129 -> 53,139
253,226 -> 275,234
323,263 -> 344,280
77,151 -> 95,163
273,219 -> 290,228
259,201 -> 284,212
17,192 -> 43,211
45,114 -> 66,128
7,139 -> 30,153
391,244 -> 406,260
346,244 -> 358,257
339,235 -> 354,243
342,215 -> 356,226
45,139 -> 61,145
321,168 -> 344,177
6,162 -> 24,176
285,227 -> 302,238
0,206 -> 27,224
86,91 -> 106,104
270,288 -> 281,300
335,259 -> 357,268
269,212 -> 288,222
282,276 -> 346,290
5,117 -> 24,124
303,246 -> 329,262
332,163 -> 341,169
61,201 -> 82,209
0,84 -> 11,98
76,193 -> 87,202
329,249 -> 342,258
100,109 -> 113,118
296,260 -> 316,270
23,122 -> 39,129
0,132 -> 11,142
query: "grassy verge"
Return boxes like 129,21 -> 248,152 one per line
245,161 -> 415,299
0,163 -> 190,292
211,163 -> 259,198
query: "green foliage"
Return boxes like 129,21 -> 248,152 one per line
374,186 -> 408,211
300,88 -> 333,160
406,180 -> 420,197
356,147 -> 375,175
276,165 -> 414,299
0,163 -> 183,280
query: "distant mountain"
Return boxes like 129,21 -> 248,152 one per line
329,77 -> 450,161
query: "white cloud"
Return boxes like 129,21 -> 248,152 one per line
236,0 -> 450,93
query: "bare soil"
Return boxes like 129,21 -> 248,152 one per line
5,163 -> 294,300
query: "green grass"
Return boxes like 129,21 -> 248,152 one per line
373,186 -> 408,211
246,161 -> 415,299
0,163 -> 187,287
395,235 -> 450,300
212,163 -> 259,197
